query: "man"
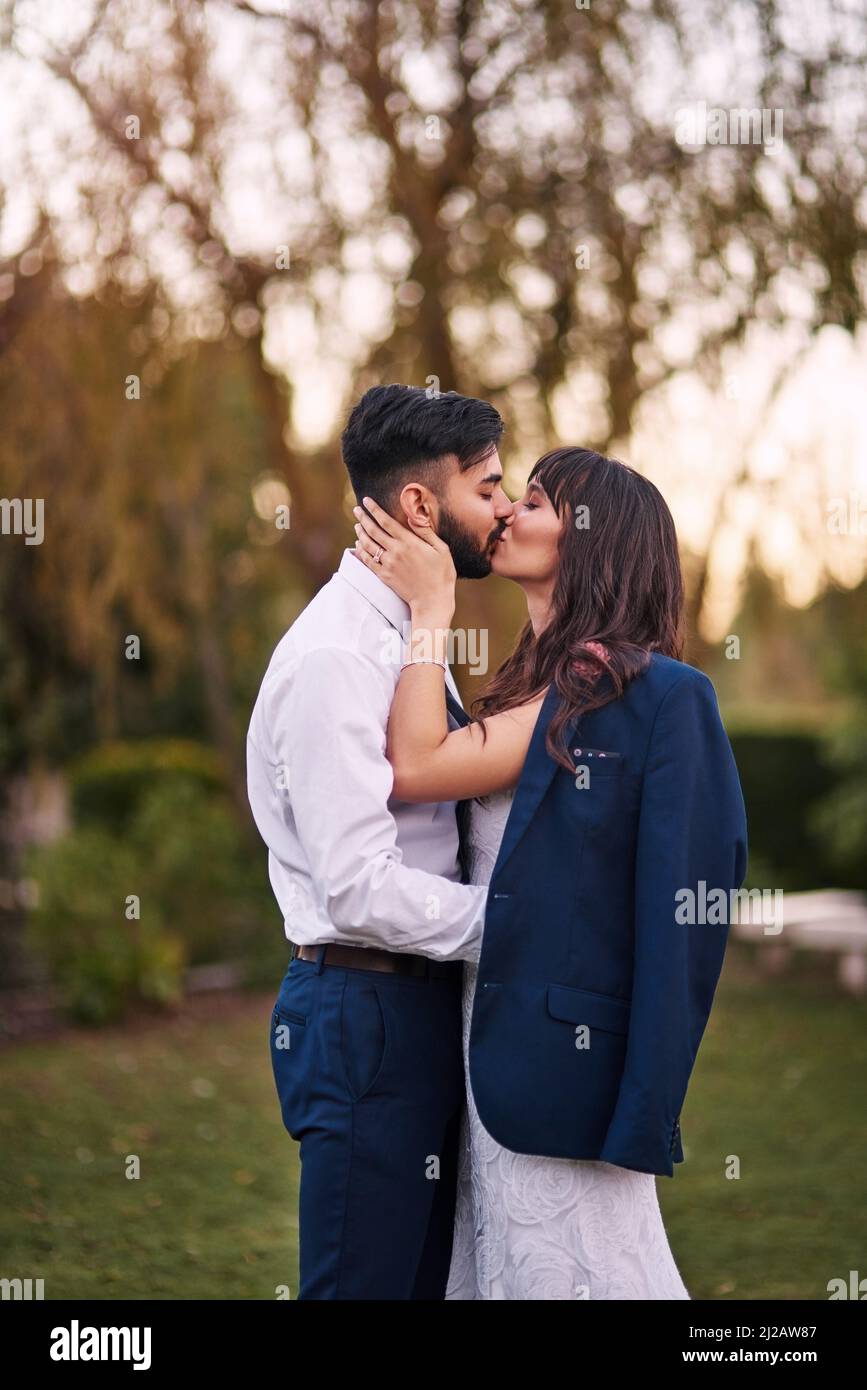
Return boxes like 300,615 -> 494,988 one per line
246,384 -> 514,1300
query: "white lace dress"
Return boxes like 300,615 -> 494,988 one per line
444,788 -> 691,1301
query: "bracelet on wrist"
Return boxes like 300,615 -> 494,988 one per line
400,657 -> 448,673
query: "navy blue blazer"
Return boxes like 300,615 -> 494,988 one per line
466,653 -> 748,1178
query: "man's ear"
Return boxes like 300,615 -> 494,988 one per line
397,482 -> 438,529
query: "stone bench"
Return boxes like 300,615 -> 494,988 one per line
731,889 -> 867,995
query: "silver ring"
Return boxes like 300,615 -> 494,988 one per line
374,546 -> 384,564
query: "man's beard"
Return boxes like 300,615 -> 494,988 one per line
437,505 -> 504,579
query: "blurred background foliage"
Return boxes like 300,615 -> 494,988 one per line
0,0 -> 865,1022
26,766 -> 276,1022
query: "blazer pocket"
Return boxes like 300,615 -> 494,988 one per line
571,747 -> 624,779
546,983 -> 631,1036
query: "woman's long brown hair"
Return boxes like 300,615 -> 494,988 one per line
470,447 -> 685,774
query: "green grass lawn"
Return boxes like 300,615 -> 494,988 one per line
1,944 -> 864,1300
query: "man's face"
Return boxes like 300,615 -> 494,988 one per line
435,449 -> 515,578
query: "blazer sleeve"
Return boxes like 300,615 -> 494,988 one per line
598,669 -> 748,1177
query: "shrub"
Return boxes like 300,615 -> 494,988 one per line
127,776 -> 277,969
25,765 -> 284,1024
25,827 -> 186,1024
69,739 -> 224,830
728,728 -> 866,892
810,724 -> 867,884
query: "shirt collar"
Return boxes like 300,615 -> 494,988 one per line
337,548 -> 410,635
335,548 -> 462,706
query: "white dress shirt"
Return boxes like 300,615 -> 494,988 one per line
246,548 -> 488,963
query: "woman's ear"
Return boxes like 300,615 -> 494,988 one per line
398,481 -> 437,529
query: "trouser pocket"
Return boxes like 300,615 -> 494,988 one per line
270,970 -> 317,1139
338,975 -> 389,1103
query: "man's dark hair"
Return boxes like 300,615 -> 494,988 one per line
341,384 -> 504,509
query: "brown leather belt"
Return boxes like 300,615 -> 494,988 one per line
293,941 -> 461,979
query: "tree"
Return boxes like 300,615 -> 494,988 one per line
0,244 -> 292,816
1,0 -> 863,633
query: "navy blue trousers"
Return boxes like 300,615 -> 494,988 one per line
269,948 -> 465,1300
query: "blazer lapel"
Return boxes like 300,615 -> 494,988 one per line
490,683 -> 562,881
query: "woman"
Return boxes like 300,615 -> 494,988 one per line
352,447 -> 747,1300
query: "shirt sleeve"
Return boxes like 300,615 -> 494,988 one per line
264,644 -> 488,963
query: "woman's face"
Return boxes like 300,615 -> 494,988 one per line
491,477 -> 563,584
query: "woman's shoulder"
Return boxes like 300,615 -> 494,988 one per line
639,652 -> 717,698
622,654 -> 721,728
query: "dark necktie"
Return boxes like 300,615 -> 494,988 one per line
444,687 -> 473,882
445,689 -> 470,728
